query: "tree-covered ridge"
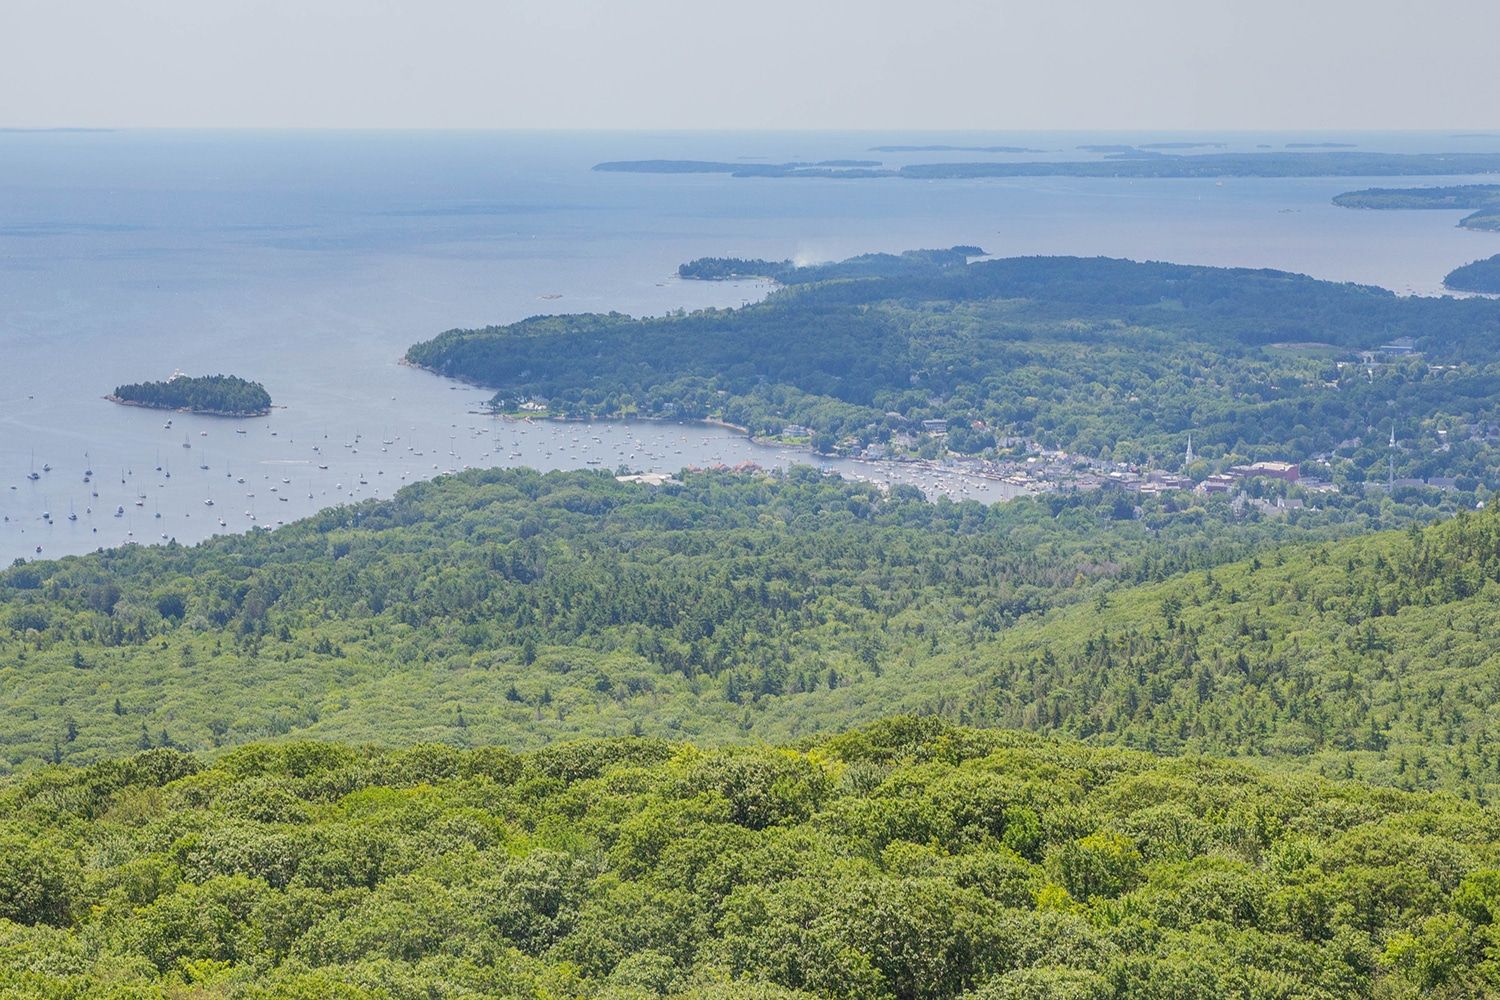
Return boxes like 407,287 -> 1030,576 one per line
963,502 -> 1500,798
111,374 -> 272,416
5,718 -> 1500,999
407,254 -> 1500,486
1446,255 -> 1500,294
1333,185 -> 1500,232
3,467 -> 1403,772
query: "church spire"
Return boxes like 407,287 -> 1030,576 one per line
1389,424 -> 1397,492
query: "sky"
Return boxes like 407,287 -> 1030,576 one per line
2,0 -> 1497,130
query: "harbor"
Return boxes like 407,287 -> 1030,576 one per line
0,377 -> 1027,564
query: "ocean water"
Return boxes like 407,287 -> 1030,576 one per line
2,129 -> 1498,562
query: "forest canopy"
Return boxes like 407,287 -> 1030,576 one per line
4,719 -> 1500,999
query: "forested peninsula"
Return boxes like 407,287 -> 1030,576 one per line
1445,254 -> 1500,294
407,250 -> 1500,489
109,373 -> 272,417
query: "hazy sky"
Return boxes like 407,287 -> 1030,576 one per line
3,0 -> 1497,130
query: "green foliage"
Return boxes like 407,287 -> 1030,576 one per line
0,468 -> 1423,772
964,502 -> 1500,798
4,720 -> 1499,998
112,374 -> 272,416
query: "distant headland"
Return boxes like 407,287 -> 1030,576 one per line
107,372 -> 272,417
1445,254 -> 1500,294
596,151 -> 1500,181
1333,184 -> 1500,232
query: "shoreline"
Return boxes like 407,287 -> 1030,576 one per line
404,357 -> 1037,501
104,395 -> 271,419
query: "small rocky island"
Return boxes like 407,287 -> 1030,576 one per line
108,372 -> 272,416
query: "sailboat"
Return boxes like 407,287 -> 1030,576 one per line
26,451 -> 39,481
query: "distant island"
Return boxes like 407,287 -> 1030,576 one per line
867,144 -> 1045,153
108,373 -> 271,416
1445,254 -> 1500,293
597,150 -> 1500,181
677,246 -> 983,283
1332,184 -> 1500,231
594,159 -> 895,179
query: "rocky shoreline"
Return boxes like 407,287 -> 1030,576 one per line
104,395 -> 271,418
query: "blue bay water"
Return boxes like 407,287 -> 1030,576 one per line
2,130 -> 1498,562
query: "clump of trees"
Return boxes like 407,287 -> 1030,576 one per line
112,374 -> 271,415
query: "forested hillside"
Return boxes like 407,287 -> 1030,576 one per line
406,254 -> 1500,486
966,502 -> 1500,797
5,718 -> 1500,999
4,466 -> 1500,797
3,468 -> 1400,773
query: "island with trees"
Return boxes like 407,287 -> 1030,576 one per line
1332,184 -> 1500,231
1446,254 -> 1500,293
108,373 -> 272,417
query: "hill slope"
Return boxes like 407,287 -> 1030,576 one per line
962,503 -> 1500,797
6,466 -> 1500,796
4,467 -> 1393,773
